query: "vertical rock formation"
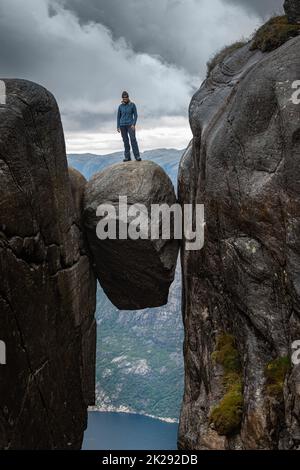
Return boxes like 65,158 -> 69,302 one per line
0,80 -> 96,449
178,35 -> 300,449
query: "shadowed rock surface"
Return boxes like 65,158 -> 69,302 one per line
178,36 -> 300,449
284,0 -> 300,23
69,166 -> 88,226
0,79 -> 96,449
84,161 -> 179,310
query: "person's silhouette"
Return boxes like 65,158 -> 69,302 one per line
117,91 -> 142,162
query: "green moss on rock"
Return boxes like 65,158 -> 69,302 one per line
210,333 -> 243,436
251,15 -> 300,52
265,356 -> 291,399
210,381 -> 243,436
211,333 -> 241,374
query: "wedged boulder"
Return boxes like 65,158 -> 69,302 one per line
0,79 -> 96,449
284,0 -> 300,23
178,36 -> 300,450
84,160 -> 179,310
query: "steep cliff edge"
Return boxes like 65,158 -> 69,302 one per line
178,30 -> 300,449
0,79 -> 96,449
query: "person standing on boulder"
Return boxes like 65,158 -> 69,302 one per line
117,91 -> 142,162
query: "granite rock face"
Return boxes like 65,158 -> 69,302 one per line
84,161 -> 179,310
0,79 -> 96,449
69,166 -> 88,226
178,37 -> 300,449
284,0 -> 300,23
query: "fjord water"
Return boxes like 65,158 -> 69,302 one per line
82,411 -> 178,450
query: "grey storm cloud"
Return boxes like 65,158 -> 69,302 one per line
57,0 -> 284,75
0,0 -> 285,135
223,0 -> 283,18
60,0 -> 283,74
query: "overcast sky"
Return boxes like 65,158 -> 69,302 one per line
0,0 -> 283,154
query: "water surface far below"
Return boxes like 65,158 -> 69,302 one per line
83,411 -> 178,450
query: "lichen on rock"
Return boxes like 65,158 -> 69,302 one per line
265,357 -> 291,399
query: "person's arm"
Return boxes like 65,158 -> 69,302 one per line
117,105 -> 121,128
132,103 -> 138,125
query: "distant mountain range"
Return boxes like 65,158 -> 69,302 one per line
68,148 -> 184,421
68,148 -> 184,187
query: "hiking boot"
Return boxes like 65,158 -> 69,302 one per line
123,158 -> 131,162
135,157 -> 142,161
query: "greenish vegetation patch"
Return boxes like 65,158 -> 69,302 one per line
265,356 -> 291,399
209,333 -> 243,436
206,41 -> 248,77
251,15 -> 300,52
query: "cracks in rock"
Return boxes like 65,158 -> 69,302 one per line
226,117 -> 248,206
0,153 -> 36,231
0,291 -> 55,447
10,93 -> 70,241
0,245 -> 44,271
49,254 -> 84,279
0,230 -> 56,269
0,220 -> 85,274
11,94 -> 51,175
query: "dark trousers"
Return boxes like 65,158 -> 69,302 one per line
120,125 -> 140,160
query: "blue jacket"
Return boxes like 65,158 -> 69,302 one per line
117,101 -> 138,128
